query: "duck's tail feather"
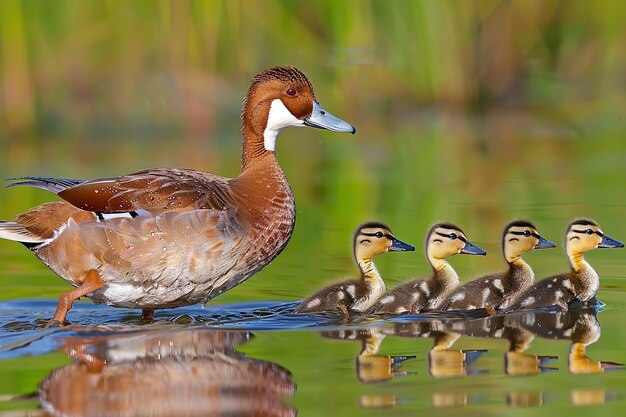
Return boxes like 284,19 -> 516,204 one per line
0,221 -> 48,244
5,177 -> 85,194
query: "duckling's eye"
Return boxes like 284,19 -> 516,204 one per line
375,231 -> 383,238
523,230 -> 531,237
449,233 -> 457,240
286,88 -> 297,96
586,229 -> 594,235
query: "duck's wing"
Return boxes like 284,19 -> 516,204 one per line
8,168 -> 235,213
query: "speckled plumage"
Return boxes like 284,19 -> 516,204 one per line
440,220 -> 556,311
295,222 -> 415,317
370,223 -> 486,314
501,218 -> 623,312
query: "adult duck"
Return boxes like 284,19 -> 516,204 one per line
0,66 -> 356,324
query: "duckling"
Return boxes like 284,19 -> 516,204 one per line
501,218 -> 623,312
370,223 -> 486,314
439,220 -> 556,312
295,222 -> 415,318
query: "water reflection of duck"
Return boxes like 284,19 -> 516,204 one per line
501,218 -> 623,312
0,66 -> 355,325
439,220 -> 556,312
320,328 -> 414,383
39,327 -> 296,417
296,223 -> 414,318
371,223 -> 486,314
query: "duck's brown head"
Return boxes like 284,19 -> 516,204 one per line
566,218 -> 624,254
502,220 -> 556,262
353,222 -> 414,262
426,223 -> 486,260
242,66 -> 355,158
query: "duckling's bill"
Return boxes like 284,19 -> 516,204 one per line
459,240 -> 487,255
304,100 -> 356,133
388,238 -> 415,252
535,236 -> 557,249
598,234 -> 624,248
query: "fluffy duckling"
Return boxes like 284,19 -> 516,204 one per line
501,218 -> 623,312
439,220 -> 556,311
295,222 -> 415,318
370,223 -> 486,314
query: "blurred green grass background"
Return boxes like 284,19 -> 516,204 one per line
0,2 -> 625,416
0,0 -> 624,301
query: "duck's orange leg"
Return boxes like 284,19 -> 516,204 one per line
50,270 -> 104,325
340,304 -> 350,319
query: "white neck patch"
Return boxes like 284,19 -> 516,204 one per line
263,99 -> 304,151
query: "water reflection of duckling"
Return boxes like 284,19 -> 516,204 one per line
501,317 -> 558,376
567,312 -> 624,374
506,309 -> 624,374
295,223 -> 414,318
439,220 -> 556,312
39,327 -> 296,417
442,315 -> 557,375
320,328 -> 415,383
393,320 -> 487,378
371,223 -> 486,314
501,218 -> 623,312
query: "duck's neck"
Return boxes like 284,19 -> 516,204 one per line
241,124 -> 273,172
428,256 -> 460,285
358,258 -> 385,290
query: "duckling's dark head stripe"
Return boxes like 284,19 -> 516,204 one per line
505,220 -> 537,230
434,231 -> 468,244
509,230 -> 541,239
571,228 -> 604,237
354,222 -> 393,249
431,222 -> 463,233
358,221 -> 391,232
569,218 -> 598,228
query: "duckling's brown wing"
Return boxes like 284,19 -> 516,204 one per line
56,168 -> 234,213
440,272 -> 507,311
296,280 -> 357,313
500,275 -> 576,312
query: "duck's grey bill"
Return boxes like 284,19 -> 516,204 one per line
598,234 -> 624,248
460,241 -> 487,255
389,239 -> 415,252
304,100 -> 356,134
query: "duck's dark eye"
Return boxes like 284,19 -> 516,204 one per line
286,88 -> 297,96
449,233 -> 457,240
586,229 -> 594,235
523,230 -> 531,237
375,231 -> 383,238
